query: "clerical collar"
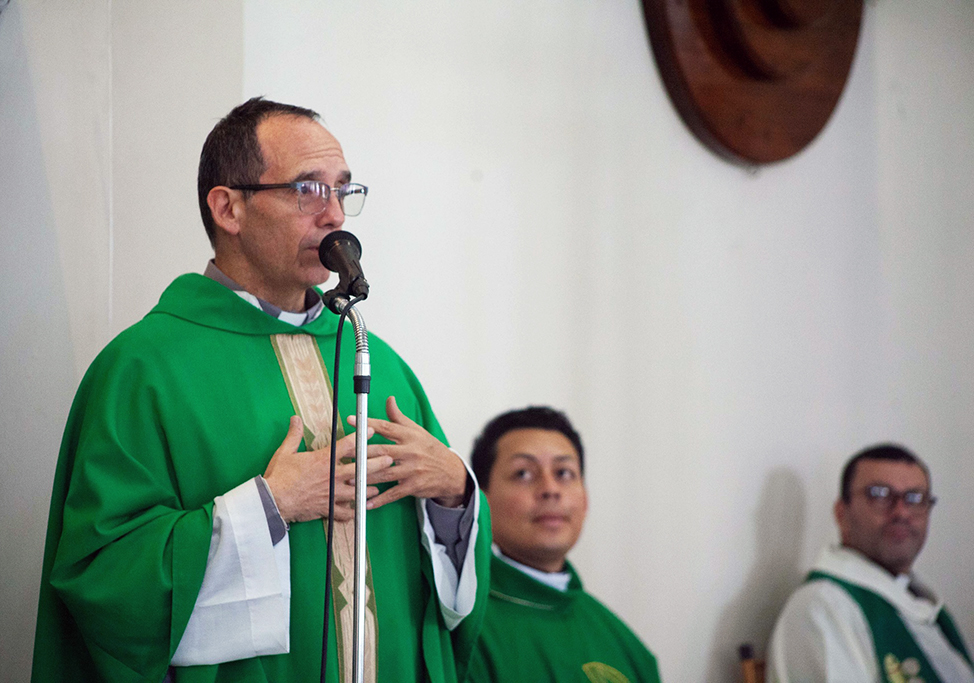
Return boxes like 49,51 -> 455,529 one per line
204,260 -> 324,326
492,544 -> 571,592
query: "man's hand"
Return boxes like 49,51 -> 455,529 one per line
263,415 -> 393,523
350,396 -> 470,510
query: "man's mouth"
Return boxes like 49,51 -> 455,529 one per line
884,523 -> 916,541
533,513 -> 570,527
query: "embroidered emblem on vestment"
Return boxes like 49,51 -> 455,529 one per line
582,661 -> 631,683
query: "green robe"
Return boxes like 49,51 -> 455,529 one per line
807,571 -> 972,683
466,555 -> 661,683
32,273 -> 491,683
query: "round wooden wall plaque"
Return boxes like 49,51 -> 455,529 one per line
642,0 -> 864,165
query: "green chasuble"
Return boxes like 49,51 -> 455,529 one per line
466,555 -> 661,683
807,571 -> 973,683
32,274 -> 491,683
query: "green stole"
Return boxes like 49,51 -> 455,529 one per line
271,333 -> 378,683
807,571 -> 972,683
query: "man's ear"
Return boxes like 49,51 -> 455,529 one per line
207,186 -> 243,238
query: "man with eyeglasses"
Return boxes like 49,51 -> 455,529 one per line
767,444 -> 972,683
32,98 -> 490,683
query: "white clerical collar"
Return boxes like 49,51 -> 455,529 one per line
204,260 -> 325,326
492,545 -> 571,592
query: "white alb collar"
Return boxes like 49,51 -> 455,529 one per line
813,545 -> 942,624
492,545 -> 571,593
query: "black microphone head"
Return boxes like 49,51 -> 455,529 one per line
318,230 -> 369,304
318,230 -> 362,271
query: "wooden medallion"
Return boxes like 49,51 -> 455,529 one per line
642,0 -> 864,164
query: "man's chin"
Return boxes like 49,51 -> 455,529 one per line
879,545 -> 921,574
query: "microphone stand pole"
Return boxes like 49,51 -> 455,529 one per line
334,295 -> 370,683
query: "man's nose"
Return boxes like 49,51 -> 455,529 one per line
889,495 -> 913,517
316,190 -> 346,229
538,472 -> 561,499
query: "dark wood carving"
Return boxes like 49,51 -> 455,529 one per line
642,0 -> 864,164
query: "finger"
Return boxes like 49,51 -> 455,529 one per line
281,415 -> 305,453
337,483 -> 383,497
317,427 -> 375,461
331,506 -> 354,522
385,395 -> 418,428
365,466 -> 405,485
334,461 -> 356,478
337,426 -> 375,448
363,442 -> 405,461
365,484 -> 410,511
348,415 -> 409,444
266,416 -> 305,480
342,456 -> 395,484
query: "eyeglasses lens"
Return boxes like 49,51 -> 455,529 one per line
865,486 -> 929,512
296,183 -> 366,217
294,183 -> 322,215
340,185 -> 367,217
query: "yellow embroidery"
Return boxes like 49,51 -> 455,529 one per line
582,662 -> 631,683
885,654 -> 907,683
901,658 -> 922,678
884,652 -> 926,683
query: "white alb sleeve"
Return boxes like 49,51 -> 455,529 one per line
171,479 -> 291,665
416,453 -> 481,631
767,581 -> 877,683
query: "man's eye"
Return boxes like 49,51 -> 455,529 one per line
296,182 -> 317,196
867,486 -> 890,499
904,491 -> 925,505
513,470 -> 532,481
557,468 -> 577,481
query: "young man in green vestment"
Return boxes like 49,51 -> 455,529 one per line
768,444 -> 973,683
32,98 -> 491,683
465,406 -> 661,683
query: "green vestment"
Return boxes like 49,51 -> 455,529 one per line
807,571 -> 973,683
465,555 -> 661,683
32,274 -> 491,683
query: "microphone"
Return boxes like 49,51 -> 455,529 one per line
319,230 -> 369,312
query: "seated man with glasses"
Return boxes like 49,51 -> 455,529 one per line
767,444 -> 973,683
32,97 -> 489,683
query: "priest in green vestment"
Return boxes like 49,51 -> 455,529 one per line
32,98 -> 491,683
768,444 -> 973,683
465,407 -> 661,683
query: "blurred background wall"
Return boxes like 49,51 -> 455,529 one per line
2,1 -> 972,680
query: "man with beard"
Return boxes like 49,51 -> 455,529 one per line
767,445 -> 972,683
464,406 -> 660,683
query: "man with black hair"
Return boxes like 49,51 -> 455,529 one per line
465,406 -> 660,683
32,97 -> 490,683
768,444 -> 972,683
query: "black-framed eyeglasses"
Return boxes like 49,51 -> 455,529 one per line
857,485 -> 937,513
229,181 -> 368,217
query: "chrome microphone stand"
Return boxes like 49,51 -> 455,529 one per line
319,230 -> 371,683
331,295 -> 370,683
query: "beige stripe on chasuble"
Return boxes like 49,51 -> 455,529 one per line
271,333 -> 378,683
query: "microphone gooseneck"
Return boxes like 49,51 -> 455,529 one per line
319,230 -> 369,313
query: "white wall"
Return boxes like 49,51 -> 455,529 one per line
2,1 -> 972,681
0,0 -> 240,677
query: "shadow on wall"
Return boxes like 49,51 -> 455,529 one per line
703,467 -> 807,682
0,1 -> 78,678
